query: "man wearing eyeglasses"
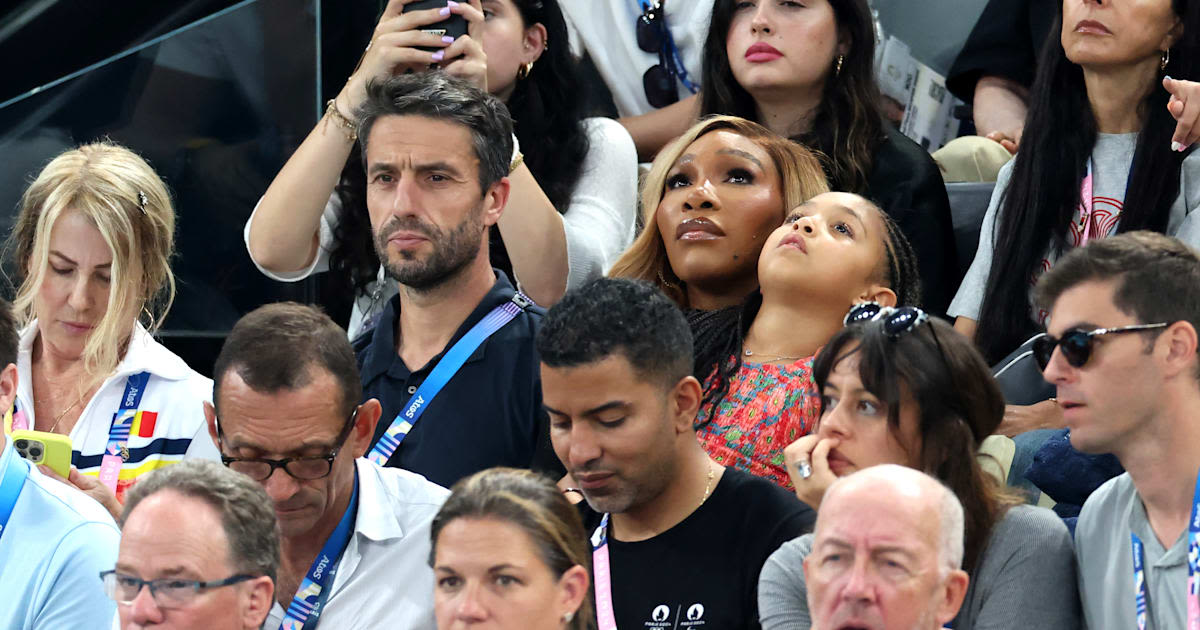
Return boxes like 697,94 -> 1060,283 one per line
0,297 -> 121,629
107,459 -> 276,629
1034,231 -> 1200,630
203,302 -> 449,629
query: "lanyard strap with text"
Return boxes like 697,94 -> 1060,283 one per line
591,514 -> 619,630
0,448 -> 29,544
99,372 -> 151,492
1130,465 -> 1200,630
366,294 -> 530,465
279,473 -> 359,630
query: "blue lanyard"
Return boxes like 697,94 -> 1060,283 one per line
0,447 -> 29,544
632,0 -> 698,95
366,294 -> 530,466
107,372 -> 151,447
1130,466 -> 1200,630
279,472 -> 359,630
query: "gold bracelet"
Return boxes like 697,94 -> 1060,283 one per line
324,98 -> 357,142
509,150 -> 525,173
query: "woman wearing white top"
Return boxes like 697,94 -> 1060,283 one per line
5,141 -> 219,520
245,0 -> 638,340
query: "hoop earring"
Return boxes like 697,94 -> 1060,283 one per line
517,61 -> 534,80
836,54 -> 844,76
1161,49 -> 1171,72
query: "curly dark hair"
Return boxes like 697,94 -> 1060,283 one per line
328,0 -> 592,300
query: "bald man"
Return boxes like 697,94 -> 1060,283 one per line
804,465 -> 970,630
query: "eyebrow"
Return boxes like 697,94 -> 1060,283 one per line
221,433 -> 339,454
543,400 -> 631,418
716,148 -> 765,170
49,250 -> 111,269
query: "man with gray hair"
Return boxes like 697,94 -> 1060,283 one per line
106,459 -> 277,629
351,72 -> 559,488
789,465 -> 970,630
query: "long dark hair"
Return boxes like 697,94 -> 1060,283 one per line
689,207 -> 921,419
699,0 -> 886,192
329,0 -> 591,297
976,0 -> 1198,363
813,317 -> 1021,574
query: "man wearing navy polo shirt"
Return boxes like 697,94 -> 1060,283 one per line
352,73 -> 558,487
0,298 -> 121,628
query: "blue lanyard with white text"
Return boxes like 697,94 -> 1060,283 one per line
98,372 -> 151,492
366,294 -> 531,465
278,472 -> 359,630
1130,466 -> 1200,630
0,449 -> 29,544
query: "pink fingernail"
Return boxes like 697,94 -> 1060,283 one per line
1173,141 -> 1186,152
439,6 -> 450,15
432,50 -> 445,62
442,35 -> 455,44
447,0 -> 459,6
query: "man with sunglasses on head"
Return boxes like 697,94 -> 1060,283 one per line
204,302 -> 448,630
108,459 -> 276,629
1034,230 -> 1200,630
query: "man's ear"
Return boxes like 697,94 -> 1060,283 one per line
670,375 -> 703,434
935,569 -> 970,625
242,576 -> 275,629
350,399 -> 384,458
1159,319 -> 1199,380
204,401 -> 220,448
482,178 -> 512,227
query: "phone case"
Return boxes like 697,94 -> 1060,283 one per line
401,0 -> 468,52
11,430 -> 72,478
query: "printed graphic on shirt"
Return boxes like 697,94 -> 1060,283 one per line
640,602 -> 708,629
1032,195 -> 1124,324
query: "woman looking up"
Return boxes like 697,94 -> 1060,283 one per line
246,0 -> 638,338
609,115 -> 828,310
698,0 -> 960,314
760,305 -> 1080,629
5,141 -> 219,520
691,192 -> 921,489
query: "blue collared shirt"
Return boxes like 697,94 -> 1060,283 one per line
355,270 -> 562,488
0,437 -> 120,629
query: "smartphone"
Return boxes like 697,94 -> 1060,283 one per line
11,430 -> 72,478
402,0 -> 468,53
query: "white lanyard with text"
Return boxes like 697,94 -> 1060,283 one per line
591,514 -> 619,630
1130,466 -> 1200,630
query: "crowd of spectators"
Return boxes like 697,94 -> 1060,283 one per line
5,0 -> 1200,629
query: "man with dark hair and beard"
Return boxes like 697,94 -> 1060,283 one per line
351,73 -> 559,488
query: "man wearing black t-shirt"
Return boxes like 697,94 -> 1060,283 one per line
537,278 -> 815,630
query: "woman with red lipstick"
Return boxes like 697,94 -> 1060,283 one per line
4,142 -> 220,520
609,115 -> 828,310
690,192 -> 922,490
759,304 -> 1079,629
698,0 -> 960,316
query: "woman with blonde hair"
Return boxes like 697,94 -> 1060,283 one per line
609,115 -> 828,310
431,467 -> 592,630
5,141 -> 218,519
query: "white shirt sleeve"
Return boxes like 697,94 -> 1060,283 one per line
948,159 -> 1014,321
242,193 -> 341,282
561,117 -> 639,290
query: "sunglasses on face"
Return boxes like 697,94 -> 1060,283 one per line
1031,322 -> 1169,371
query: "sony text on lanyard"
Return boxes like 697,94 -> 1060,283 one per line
366,294 -> 531,466
279,474 -> 359,630
1130,466 -> 1200,630
99,372 -> 152,492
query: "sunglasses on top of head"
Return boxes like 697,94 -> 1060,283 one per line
1031,322 -> 1170,371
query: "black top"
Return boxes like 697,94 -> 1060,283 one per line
580,467 -> 815,630
355,270 -> 563,488
866,125 -> 960,314
947,0 -> 1056,104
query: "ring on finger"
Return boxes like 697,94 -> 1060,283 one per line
796,459 -> 813,480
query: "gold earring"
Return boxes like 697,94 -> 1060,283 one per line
517,61 -> 534,80
836,54 -> 844,76
1161,49 -> 1171,72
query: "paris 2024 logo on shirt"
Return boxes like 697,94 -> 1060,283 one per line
642,603 -> 707,628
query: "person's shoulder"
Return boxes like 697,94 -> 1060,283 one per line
773,532 -> 815,561
25,468 -> 121,536
989,504 -> 1072,553
1076,473 -> 1134,539
581,117 -> 636,158
363,459 -> 450,510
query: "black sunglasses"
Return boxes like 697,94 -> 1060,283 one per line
1031,323 -> 1169,371
843,302 -> 929,337
636,0 -> 696,108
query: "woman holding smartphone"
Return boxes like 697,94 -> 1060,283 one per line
245,0 -> 638,338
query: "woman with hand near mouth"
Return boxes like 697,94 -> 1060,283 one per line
954,0 -> 1200,435
760,304 -> 1079,630
698,0 -> 959,315
609,115 -> 828,310
4,142 -> 220,521
691,192 -> 921,490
